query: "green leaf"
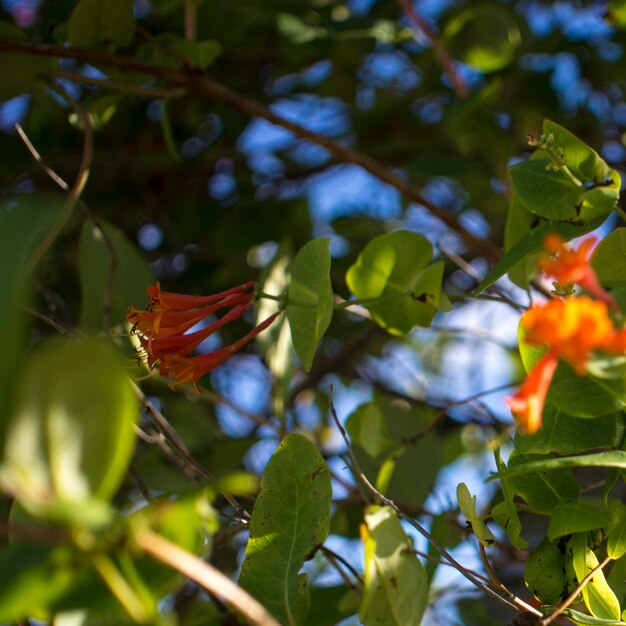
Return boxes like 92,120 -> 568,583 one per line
346,403 -> 395,458
138,34 -> 221,69
256,245 -> 294,418
0,195 -> 64,448
514,404 -> 624,456
504,451 -> 579,513
0,544 -> 78,622
239,434 -> 332,626
491,450 -> 527,549
456,483 -> 495,547
475,218 -> 603,294
0,23 -> 54,99
571,533 -> 621,620
543,120 -> 609,183
286,238 -> 333,372
444,5 -> 521,72
592,228 -> 626,289
607,501 -> 626,560
548,502 -> 610,542
503,192 -> 538,290
346,230 -> 441,335
491,451 -> 626,480
359,506 -> 428,626
68,0 -> 135,50
0,337 -> 138,514
524,538 -> 568,604
547,607 -> 626,625
78,219 -> 154,331
509,157 -> 583,221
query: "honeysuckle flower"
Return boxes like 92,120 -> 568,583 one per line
129,282 -> 280,391
506,351 -> 558,435
506,296 -> 626,433
540,234 -> 617,311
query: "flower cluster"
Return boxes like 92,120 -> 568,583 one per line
506,235 -> 624,434
128,282 -> 279,391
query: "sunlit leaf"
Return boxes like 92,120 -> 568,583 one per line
286,238 -> 333,372
239,434 -> 332,626
360,506 -> 428,626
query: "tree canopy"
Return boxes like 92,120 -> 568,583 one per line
3,1 -> 626,625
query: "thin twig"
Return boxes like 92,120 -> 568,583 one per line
55,68 -> 186,99
320,545 -> 364,586
397,0 -> 468,98
405,547 -> 492,584
0,41 -> 500,260
23,84 -> 93,274
134,528 -> 281,626
16,123 -> 117,335
328,386 -> 541,618
539,554 -> 612,626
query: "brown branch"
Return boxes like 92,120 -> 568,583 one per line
397,0 -> 469,98
539,554 -> 612,626
134,528 -> 281,626
0,40 -> 500,260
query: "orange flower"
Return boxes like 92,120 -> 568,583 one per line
507,296 -> 626,432
506,351 -> 558,434
540,234 -> 617,311
129,282 -> 280,390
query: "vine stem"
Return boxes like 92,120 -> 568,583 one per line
0,40 -> 500,261
134,528 -> 281,626
327,386 -> 541,618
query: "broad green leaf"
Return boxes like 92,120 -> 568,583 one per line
514,404 -> 624,456
548,502 -> 610,541
346,230 -> 441,335
359,506 -> 428,626
547,607 -> 626,625
444,5 -> 521,72
0,195 -> 64,448
525,538 -> 568,604
491,450 -> 527,549
607,501 -> 626,560
504,451 -> 579,513
78,219 -> 154,331
581,175 -> 621,218
571,533 -> 621,620
138,34 -> 221,69
0,544 -> 78,622
519,328 -> 625,417
543,120 -> 609,183
503,192 -> 538,290
256,245 -> 294,418
68,0 -> 135,50
593,228 -> 626,289
350,401 -> 447,507
0,337 -> 138,515
239,434 -> 332,626
346,403 -> 394,458
476,218 -> 604,294
492,451 -> 626,480
286,238 -> 333,372
0,23 -> 54,99
456,483 -> 495,547
509,157 -> 583,221
608,0 -> 626,29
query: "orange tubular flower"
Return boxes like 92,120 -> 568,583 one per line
507,296 -> 626,433
129,282 -> 280,391
540,234 -> 617,311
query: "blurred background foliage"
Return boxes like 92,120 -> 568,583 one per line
3,0 -> 626,624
